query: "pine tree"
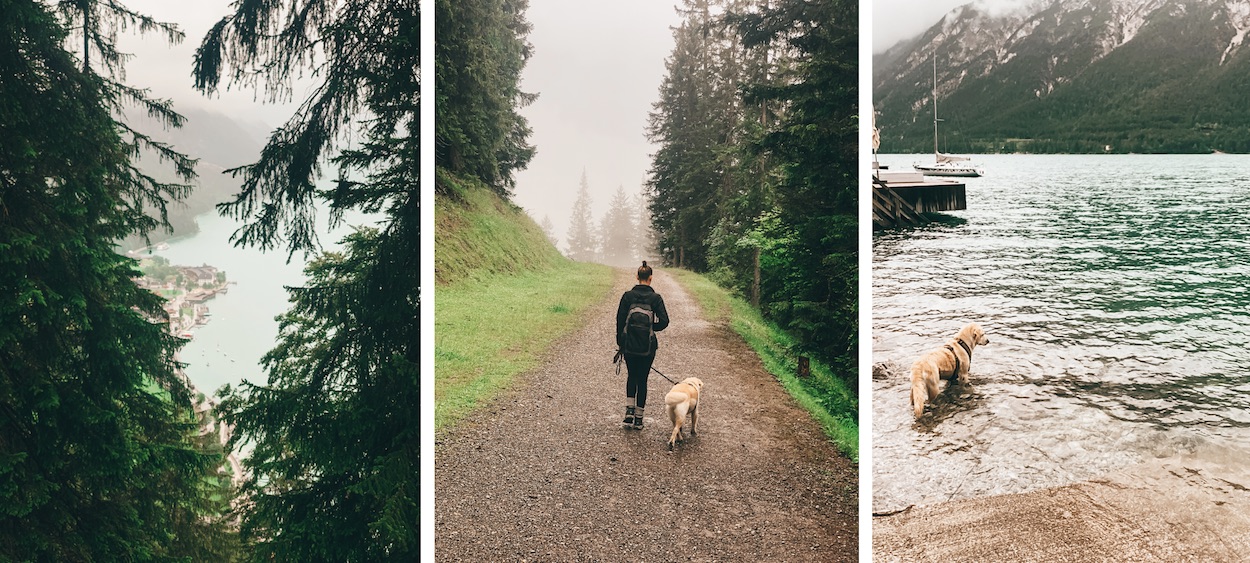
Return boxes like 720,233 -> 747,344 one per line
646,0 -> 858,376
54,0 -> 199,235
194,0 -> 419,558
435,0 -> 535,196
539,215 -> 559,247
0,1 -> 236,559
633,188 -> 658,261
565,170 -> 598,262
646,0 -> 755,271
599,185 -> 636,266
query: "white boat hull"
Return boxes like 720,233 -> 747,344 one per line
913,163 -> 983,177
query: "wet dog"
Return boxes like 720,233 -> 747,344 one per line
664,377 -> 704,450
910,323 -> 989,418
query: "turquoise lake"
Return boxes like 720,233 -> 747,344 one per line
873,154 -> 1250,511
143,204 -> 379,400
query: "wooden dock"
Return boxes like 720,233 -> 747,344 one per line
872,169 -> 966,229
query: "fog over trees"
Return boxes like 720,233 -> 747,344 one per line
561,171 -> 654,267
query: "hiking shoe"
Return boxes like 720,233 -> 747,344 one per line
632,407 -> 645,429
622,406 -> 636,426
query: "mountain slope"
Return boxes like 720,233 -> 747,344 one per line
118,109 -> 266,249
874,0 -> 1250,153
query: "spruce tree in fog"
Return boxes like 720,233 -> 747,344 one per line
633,189 -> 657,261
0,1 -> 236,559
565,171 -> 598,261
600,185 -> 637,266
194,0 -> 419,558
540,215 -> 559,247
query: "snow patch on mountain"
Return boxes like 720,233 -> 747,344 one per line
1222,0 -> 1250,63
1106,0 -> 1163,48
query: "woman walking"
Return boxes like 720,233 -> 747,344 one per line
616,261 -> 670,429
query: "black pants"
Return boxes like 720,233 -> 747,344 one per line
624,353 -> 655,408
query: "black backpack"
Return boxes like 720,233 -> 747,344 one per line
620,300 -> 656,356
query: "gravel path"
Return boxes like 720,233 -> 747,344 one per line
435,269 -> 857,562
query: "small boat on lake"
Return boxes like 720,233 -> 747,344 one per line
914,154 -> 984,177
914,56 -> 983,178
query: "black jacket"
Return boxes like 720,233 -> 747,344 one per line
616,284 -> 670,354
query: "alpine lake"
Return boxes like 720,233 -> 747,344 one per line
873,153 -> 1250,512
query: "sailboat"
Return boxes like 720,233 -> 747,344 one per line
913,56 -> 983,178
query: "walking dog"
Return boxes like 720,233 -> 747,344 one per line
664,377 -> 704,450
910,323 -> 989,418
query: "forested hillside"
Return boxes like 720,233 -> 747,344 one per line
117,109 -> 265,251
646,0 -> 858,382
435,0 -> 534,199
875,0 -> 1250,154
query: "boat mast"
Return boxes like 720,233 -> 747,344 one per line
933,55 -> 939,160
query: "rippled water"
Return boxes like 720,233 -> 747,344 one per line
872,154 -> 1250,511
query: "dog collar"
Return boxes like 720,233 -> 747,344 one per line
956,338 -> 973,361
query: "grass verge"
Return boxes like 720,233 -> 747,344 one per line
434,261 -> 613,434
670,269 -> 858,461
435,174 -> 619,433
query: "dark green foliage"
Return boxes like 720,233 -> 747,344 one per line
194,0 -> 418,558
737,0 -> 858,377
435,0 -> 535,196
51,0 -> 198,235
648,0 -> 858,387
646,0 -> 743,272
0,1 -> 237,559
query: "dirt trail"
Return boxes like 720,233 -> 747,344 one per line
435,269 -> 857,561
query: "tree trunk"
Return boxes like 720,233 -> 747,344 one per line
751,246 -> 761,308
81,0 -> 90,72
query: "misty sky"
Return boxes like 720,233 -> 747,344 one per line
114,1 -> 306,129
509,1 -> 684,249
874,0 -> 972,53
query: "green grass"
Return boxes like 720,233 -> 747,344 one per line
435,171 -> 564,285
434,174 -> 614,433
670,269 -> 859,461
434,261 -> 612,433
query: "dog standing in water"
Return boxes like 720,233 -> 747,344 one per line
910,323 -> 989,418
665,377 -> 704,450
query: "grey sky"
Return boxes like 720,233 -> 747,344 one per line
115,1 -> 305,127
510,1 -> 684,248
874,0 -> 969,53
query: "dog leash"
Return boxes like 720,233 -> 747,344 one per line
613,349 -> 678,384
649,365 -> 678,385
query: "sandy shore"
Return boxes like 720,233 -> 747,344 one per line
874,455 -> 1250,562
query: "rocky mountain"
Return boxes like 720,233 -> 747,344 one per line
873,0 -> 1250,153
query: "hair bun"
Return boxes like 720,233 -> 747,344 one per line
641,261 -> 648,267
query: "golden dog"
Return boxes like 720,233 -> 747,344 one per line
910,323 -> 989,418
664,377 -> 704,450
